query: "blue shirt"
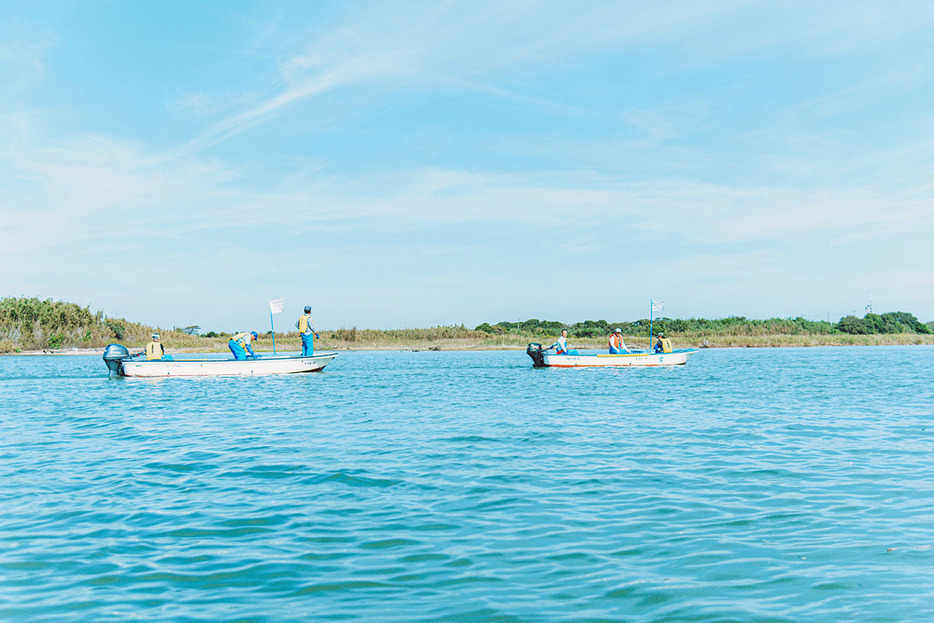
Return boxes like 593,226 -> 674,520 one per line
547,336 -> 569,354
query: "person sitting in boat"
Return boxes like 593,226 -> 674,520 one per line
654,333 -> 673,354
145,333 -> 172,360
229,331 -> 260,360
296,305 -> 320,356
609,328 -> 630,354
544,329 -> 578,356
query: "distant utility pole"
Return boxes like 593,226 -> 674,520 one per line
865,291 -> 873,314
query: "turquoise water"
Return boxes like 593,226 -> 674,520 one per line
1,346 -> 933,621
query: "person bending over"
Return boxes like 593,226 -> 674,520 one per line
229,331 -> 259,360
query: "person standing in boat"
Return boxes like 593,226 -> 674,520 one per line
229,331 -> 259,360
544,329 -> 578,356
609,328 -> 630,354
296,306 -> 320,356
145,333 -> 167,360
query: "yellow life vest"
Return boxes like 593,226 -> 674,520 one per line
659,338 -> 673,353
231,332 -> 250,344
145,341 -> 165,360
298,315 -> 309,333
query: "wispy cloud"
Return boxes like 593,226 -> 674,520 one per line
3,1 -> 934,326
0,25 -> 56,95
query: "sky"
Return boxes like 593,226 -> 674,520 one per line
2,1 -> 933,332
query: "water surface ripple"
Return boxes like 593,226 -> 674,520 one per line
1,347 -> 933,621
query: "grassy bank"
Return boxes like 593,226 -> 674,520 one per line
2,297 -> 933,354
317,330 -> 934,350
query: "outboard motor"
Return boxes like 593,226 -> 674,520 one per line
102,343 -> 130,376
526,343 -> 546,368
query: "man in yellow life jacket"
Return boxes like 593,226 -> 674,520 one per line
228,331 -> 259,360
145,333 -> 166,360
654,333 -> 673,354
609,328 -> 630,354
296,306 -> 320,356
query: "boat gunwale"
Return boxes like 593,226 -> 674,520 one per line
121,352 -> 339,364
591,348 -> 699,358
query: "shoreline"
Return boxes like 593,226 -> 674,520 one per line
8,335 -> 934,356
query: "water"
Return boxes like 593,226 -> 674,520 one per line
1,346 -> 933,621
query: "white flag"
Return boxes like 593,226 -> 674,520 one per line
269,298 -> 284,314
651,300 -> 665,312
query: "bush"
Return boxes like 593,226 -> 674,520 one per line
331,328 -> 358,342
881,311 -> 929,334
836,315 -> 869,334
106,320 -> 125,339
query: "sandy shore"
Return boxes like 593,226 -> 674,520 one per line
12,348 -> 106,356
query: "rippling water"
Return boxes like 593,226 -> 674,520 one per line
1,346 -> 933,621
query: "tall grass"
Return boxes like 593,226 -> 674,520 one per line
0,297 -> 210,353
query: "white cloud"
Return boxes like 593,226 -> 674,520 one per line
3,1 -> 934,326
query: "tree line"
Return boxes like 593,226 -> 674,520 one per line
475,312 -> 932,338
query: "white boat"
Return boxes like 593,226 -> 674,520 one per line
526,343 -> 697,368
103,344 -> 337,377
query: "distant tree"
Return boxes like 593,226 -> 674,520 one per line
836,315 -> 870,334
179,325 -> 201,335
571,319 -> 610,338
881,311 -> 929,334
862,313 -> 894,334
837,312 -> 928,335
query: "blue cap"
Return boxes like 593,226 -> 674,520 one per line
251,331 -> 258,338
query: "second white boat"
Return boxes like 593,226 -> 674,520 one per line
526,343 -> 697,368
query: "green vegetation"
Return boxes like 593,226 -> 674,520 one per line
834,312 -> 930,335
475,312 -> 930,339
469,313 -> 932,349
0,297 -> 219,353
1,296 -> 932,354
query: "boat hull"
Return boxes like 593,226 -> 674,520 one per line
114,352 -> 338,377
537,349 -> 697,368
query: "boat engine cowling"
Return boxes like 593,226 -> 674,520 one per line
103,343 -> 130,375
526,343 -> 546,368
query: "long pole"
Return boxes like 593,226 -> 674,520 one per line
270,309 -> 277,354
648,300 -> 654,350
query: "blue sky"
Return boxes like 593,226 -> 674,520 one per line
2,1 -> 933,332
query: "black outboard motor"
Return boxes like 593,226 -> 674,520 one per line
102,343 -> 130,376
526,343 -> 546,368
